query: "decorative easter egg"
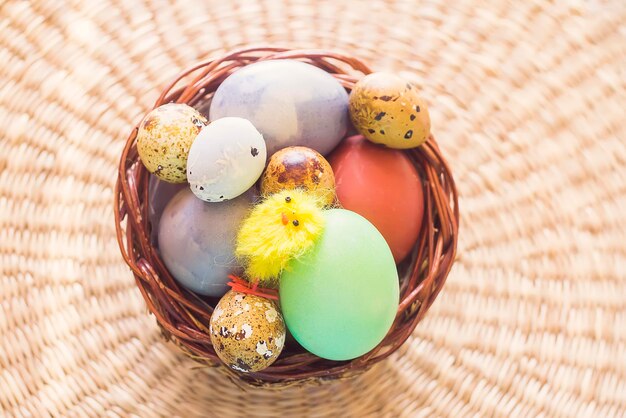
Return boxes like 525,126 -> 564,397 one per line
209,59 -> 349,156
349,72 -> 430,149
147,175 -> 185,245
280,209 -> 399,361
137,103 -> 207,183
260,146 -> 336,206
187,117 -> 266,202
328,135 -> 424,262
210,291 -> 286,373
158,188 -> 255,296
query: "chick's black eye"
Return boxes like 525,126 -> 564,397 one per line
285,196 -> 291,203
292,220 -> 299,226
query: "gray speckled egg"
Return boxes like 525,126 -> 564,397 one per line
209,60 -> 349,156
158,188 -> 256,296
187,117 -> 266,202
210,290 -> 286,373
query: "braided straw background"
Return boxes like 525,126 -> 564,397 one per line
1,0 -> 625,416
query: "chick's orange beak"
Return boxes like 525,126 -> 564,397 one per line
281,212 -> 289,225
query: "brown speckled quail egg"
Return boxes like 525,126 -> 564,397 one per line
210,290 -> 286,373
137,103 -> 207,183
260,146 -> 336,206
349,72 -> 430,149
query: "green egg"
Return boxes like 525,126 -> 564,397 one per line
279,209 -> 399,361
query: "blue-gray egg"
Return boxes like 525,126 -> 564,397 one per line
187,117 -> 266,202
148,175 -> 186,245
209,60 -> 349,156
158,187 -> 256,296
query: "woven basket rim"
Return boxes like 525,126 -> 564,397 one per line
114,46 -> 459,387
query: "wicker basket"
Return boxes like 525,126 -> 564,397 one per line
114,46 -> 459,387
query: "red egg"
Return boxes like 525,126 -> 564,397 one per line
328,135 -> 424,262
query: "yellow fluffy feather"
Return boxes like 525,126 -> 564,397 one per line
235,189 -> 325,287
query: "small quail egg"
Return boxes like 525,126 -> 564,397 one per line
137,103 -> 207,183
260,146 -> 336,206
349,72 -> 430,149
210,291 -> 286,373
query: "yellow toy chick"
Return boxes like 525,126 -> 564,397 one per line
235,189 -> 325,287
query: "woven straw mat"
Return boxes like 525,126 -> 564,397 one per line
1,0 -> 625,417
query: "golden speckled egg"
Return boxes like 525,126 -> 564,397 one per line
349,73 -> 430,149
137,103 -> 207,183
260,146 -> 336,206
210,290 -> 286,373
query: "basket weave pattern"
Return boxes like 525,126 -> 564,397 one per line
1,0 -> 625,416
114,47 -> 459,386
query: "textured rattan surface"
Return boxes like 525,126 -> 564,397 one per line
1,0 -> 625,416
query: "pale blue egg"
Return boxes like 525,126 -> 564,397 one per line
158,188 -> 256,296
187,117 -> 266,202
210,60 -> 349,156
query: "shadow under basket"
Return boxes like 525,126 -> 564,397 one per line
114,46 -> 459,388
